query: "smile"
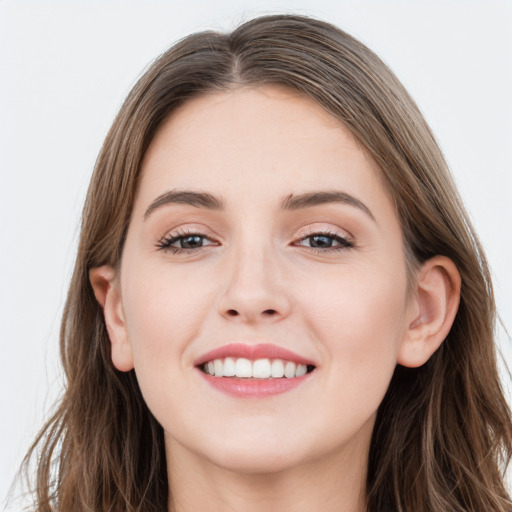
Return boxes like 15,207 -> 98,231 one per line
196,343 -> 317,397
202,357 -> 315,379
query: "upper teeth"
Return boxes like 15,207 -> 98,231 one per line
203,358 -> 309,379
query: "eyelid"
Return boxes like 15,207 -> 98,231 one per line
155,225 -> 220,252
293,224 -> 353,242
155,223 -> 354,254
160,223 -> 218,240
290,224 -> 355,253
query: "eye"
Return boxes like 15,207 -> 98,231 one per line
156,229 -> 218,253
294,231 -> 353,252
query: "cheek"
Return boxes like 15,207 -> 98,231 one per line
121,263 -> 215,375
297,270 -> 407,443
120,265 -> 220,430
300,263 -> 408,381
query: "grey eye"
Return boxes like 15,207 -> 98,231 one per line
298,233 -> 351,250
308,235 -> 336,248
179,235 -> 205,248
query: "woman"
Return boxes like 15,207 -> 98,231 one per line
22,14 -> 511,511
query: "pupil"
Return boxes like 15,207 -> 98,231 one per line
181,235 -> 203,248
310,235 -> 332,248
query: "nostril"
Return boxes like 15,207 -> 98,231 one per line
224,308 -> 278,318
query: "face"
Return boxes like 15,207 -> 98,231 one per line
112,86 -> 416,474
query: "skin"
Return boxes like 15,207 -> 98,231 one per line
91,86 -> 461,511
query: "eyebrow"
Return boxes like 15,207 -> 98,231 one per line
144,189 -> 374,221
280,191 -> 375,221
144,190 -> 225,219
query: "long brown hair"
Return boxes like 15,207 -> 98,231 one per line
20,14 -> 512,511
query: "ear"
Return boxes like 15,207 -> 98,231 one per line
89,266 -> 134,372
398,256 -> 461,368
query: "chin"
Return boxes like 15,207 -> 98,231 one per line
206,442 -> 309,475
169,422 -> 315,476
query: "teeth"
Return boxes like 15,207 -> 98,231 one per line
235,358 -> 253,378
296,364 -> 307,377
213,359 -> 224,377
223,357 -> 236,377
202,357 -> 312,379
252,359 -> 271,379
271,359 -> 284,378
284,361 -> 296,378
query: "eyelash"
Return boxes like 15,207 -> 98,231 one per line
156,228 -> 216,254
156,228 -> 353,255
294,229 -> 353,253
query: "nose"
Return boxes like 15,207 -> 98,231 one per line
217,243 -> 292,324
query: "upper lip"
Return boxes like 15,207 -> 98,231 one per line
194,343 -> 316,367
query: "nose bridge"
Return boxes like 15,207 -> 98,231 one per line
233,243 -> 273,296
218,230 -> 290,322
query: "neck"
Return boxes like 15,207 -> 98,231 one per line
165,432 -> 369,512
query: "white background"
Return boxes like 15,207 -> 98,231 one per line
1,0 -> 511,506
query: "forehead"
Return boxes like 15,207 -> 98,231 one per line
137,85 -> 389,212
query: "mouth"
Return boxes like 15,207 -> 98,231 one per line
200,357 -> 316,379
195,343 -> 316,397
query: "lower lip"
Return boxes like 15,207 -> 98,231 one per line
198,370 -> 312,398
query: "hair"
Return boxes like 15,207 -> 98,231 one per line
19,13 -> 511,512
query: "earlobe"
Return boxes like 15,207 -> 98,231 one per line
398,256 -> 461,368
89,266 -> 134,372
